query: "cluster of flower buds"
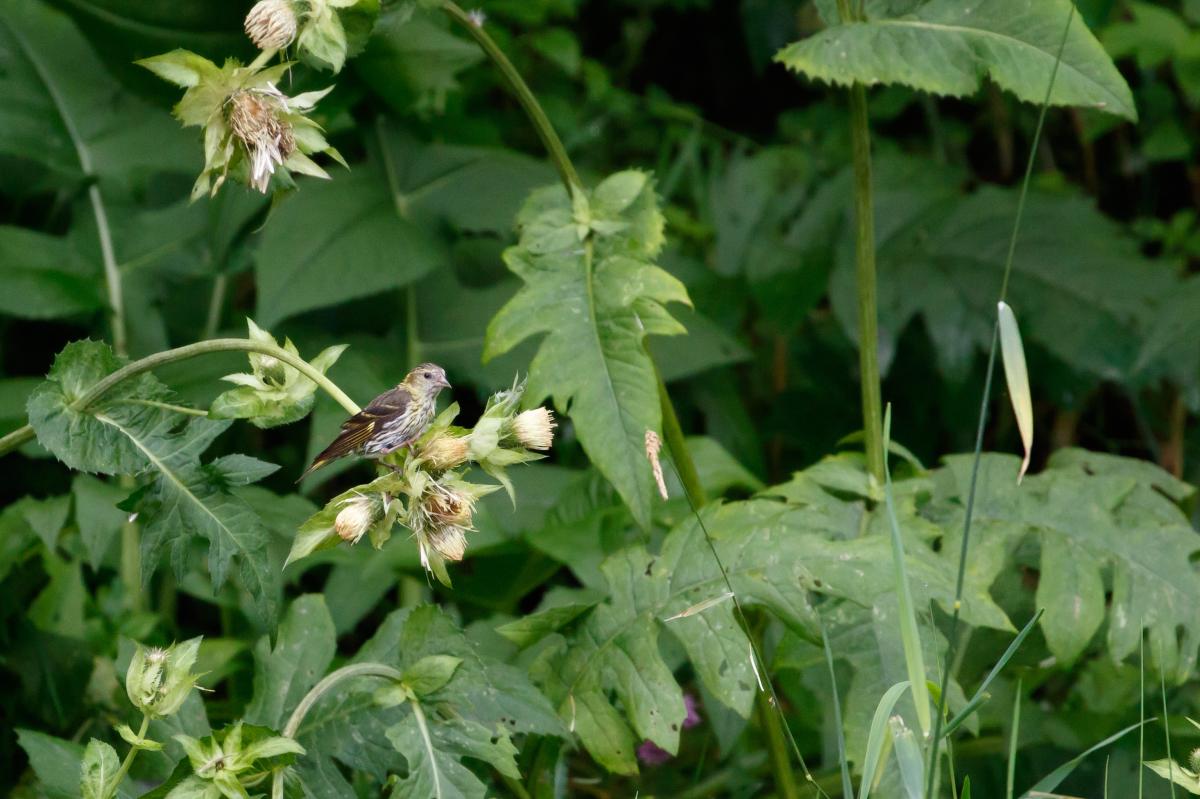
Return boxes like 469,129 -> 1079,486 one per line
172,722 -> 304,798
125,638 -> 203,718
138,0 -> 375,196
288,378 -> 557,585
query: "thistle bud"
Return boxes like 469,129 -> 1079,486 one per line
228,88 -> 295,193
125,638 -> 202,718
1190,747 -> 1200,774
419,485 -> 476,562
335,495 -> 377,544
512,407 -> 556,451
422,435 -> 470,471
428,525 -> 468,561
245,0 -> 298,50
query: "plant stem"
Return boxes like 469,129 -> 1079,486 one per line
104,713 -> 149,799
203,273 -> 228,340
847,84 -> 884,484
758,690 -> 801,799
0,338 -> 360,459
656,365 -> 707,508
272,662 -> 404,799
91,186 -> 127,358
441,1 -> 582,193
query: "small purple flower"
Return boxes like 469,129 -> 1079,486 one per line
683,693 -> 701,729
637,740 -> 673,766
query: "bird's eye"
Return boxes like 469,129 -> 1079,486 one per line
423,371 -> 432,379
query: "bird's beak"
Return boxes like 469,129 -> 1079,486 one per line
438,375 -> 451,390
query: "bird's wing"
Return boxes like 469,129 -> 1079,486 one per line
298,387 -> 412,480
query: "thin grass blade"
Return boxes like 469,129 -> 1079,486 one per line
882,405 -> 932,736
962,776 -> 971,799
890,716 -> 926,799
1019,721 -> 1151,797
943,610 -> 1043,738
861,681 -> 912,799
997,301 -> 1034,482
819,614 -> 854,799
1007,677 -> 1022,799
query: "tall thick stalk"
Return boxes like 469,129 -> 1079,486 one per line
834,0 -> 885,484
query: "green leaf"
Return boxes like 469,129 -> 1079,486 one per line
80,739 -> 119,799
254,166 -> 446,326
485,172 -> 691,529
402,655 -> 462,697
386,714 -> 519,799
72,475 -> 127,569
0,227 -> 102,319
355,11 -> 483,113
133,419 -> 281,622
776,0 -> 1136,121
18,730 -> 86,799
0,0 -> 192,183
245,595 -> 337,730
826,157 -> 1174,381
1145,759 -> 1200,794
205,454 -> 280,487
931,449 -> 1199,678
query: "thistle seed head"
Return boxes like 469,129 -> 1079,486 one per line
245,0 -> 298,50
335,495 -> 376,544
228,88 -> 295,193
512,407 -> 556,451
427,524 -> 468,561
418,484 -> 476,562
421,435 -> 470,471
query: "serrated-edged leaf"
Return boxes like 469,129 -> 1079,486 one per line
27,340 -> 176,475
245,595 -> 337,730
496,599 -> 600,648
386,714 -> 519,799
118,417 -> 279,622
206,454 -> 280,487
931,449 -> 1200,680
17,729 -> 133,799
997,301 -> 1034,481
402,655 -> 462,697
776,0 -> 1136,120
485,172 -> 690,530
72,474 -> 126,569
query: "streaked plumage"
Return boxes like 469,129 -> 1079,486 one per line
299,363 -> 450,481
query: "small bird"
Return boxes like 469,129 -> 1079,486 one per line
298,363 -> 451,481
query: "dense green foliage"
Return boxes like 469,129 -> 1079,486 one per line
3,0 -> 1200,797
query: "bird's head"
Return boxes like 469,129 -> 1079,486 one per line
403,363 -> 451,399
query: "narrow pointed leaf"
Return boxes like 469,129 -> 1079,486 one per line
998,301 -> 1034,481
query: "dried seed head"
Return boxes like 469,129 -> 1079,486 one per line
422,435 -> 470,471
427,524 -> 467,561
512,407 -> 556,451
228,88 -> 295,193
335,495 -> 376,544
245,0 -> 298,50
645,430 -> 667,500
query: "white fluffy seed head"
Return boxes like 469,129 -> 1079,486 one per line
245,0 -> 298,50
335,495 -> 376,544
228,89 -> 295,193
512,407 -> 556,451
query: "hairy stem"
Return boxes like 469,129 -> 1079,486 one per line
0,338 -> 360,459
441,1 -> 582,192
272,663 -> 404,799
837,0 -> 884,486
103,713 -> 149,799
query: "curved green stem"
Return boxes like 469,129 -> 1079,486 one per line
0,338 -> 360,459
272,663 -> 404,799
103,714 -> 149,799
441,0 -> 582,193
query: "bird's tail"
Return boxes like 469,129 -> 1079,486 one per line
294,458 -> 329,484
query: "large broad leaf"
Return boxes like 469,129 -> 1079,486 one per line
244,595 -> 337,730
1136,275 -> 1200,405
0,0 -> 191,183
254,166 -> 446,327
290,605 -> 564,790
485,171 -> 691,530
929,449 -> 1199,679
823,156 -> 1174,381
517,455 -> 1009,774
27,340 -> 280,619
0,227 -> 102,319
777,0 -> 1137,121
